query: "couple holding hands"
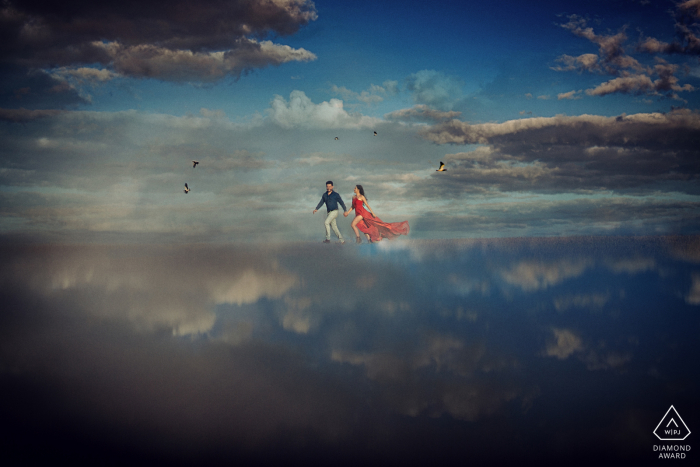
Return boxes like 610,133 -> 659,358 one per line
312,181 -> 409,244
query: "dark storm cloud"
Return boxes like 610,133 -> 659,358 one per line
103,38 -> 316,82
559,15 -> 645,75
417,110 -> 700,195
0,65 -> 88,109
554,14 -> 695,98
638,0 -> 700,55
1,0 -> 317,63
421,110 -> 700,146
586,60 -> 694,97
0,0 -> 317,84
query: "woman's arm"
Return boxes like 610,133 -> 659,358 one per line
344,196 -> 356,217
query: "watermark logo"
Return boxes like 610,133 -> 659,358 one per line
654,405 -> 691,441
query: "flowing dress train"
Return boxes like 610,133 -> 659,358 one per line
352,197 -> 409,242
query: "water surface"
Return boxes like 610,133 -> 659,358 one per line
1,237 -> 698,465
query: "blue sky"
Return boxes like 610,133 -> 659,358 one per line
1,0 -> 699,242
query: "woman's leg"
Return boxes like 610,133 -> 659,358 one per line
351,216 -> 363,238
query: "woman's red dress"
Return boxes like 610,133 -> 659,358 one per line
352,197 -> 409,241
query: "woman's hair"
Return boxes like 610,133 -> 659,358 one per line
356,184 -> 366,199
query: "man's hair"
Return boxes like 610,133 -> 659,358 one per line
326,181 -> 333,186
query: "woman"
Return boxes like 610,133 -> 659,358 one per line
344,185 -> 409,243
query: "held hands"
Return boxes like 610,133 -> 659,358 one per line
344,211 -> 349,217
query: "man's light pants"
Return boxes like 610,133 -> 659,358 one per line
324,209 -> 343,241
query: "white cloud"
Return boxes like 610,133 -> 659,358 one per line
545,328 -> 584,359
586,75 -> 654,96
199,108 -> 226,119
267,90 -> 380,129
552,53 -> 600,73
51,66 -> 119,84
638,37 -> 671,54
558,90 -> 582,100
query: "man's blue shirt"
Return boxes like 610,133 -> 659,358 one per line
316,190 -> 347,212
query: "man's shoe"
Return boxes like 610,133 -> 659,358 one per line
322,240 -> 331,243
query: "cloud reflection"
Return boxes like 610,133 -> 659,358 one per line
686,273 -> 700,305
1,245 -> 297,335
1,237 -> 699,464
546,328 -> 584,359
501,259 -> 593,291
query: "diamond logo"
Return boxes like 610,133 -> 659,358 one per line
654,405 -> 691,441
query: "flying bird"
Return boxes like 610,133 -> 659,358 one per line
436,161 -> 447,172
335,137 -> 339,140
184,183 -> 190,194
373,131 -> 377,136
192,160 -> 199,168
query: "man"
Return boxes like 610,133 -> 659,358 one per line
313,181 -> 349,243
